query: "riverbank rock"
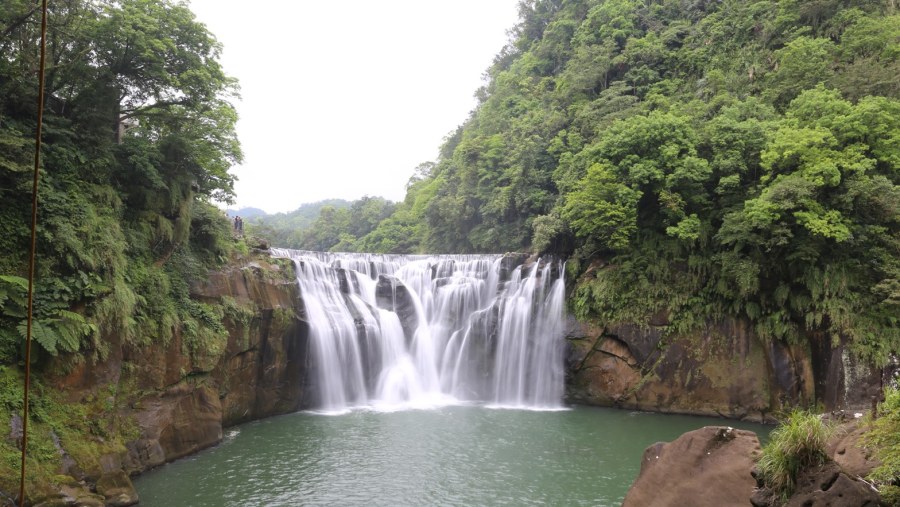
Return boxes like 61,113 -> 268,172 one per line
95,470 -> 138,506
623,426 -> 761,507
28,476 -> 106,507
787,462 -> 881,507
750,461 -> 883,507
827,418 -> 880,479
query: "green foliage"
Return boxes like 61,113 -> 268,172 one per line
532,209 -> 570,254
714,86 -> 899,358
0,276 -> 98,361
0,0 -> 242,365
0,366 -> 137,495
864,388 -> 900,504
189,201 -> 234,265
569,237 -> 707,333
563,163 -> 640,249
757,411 -> 833,500
767,36 -> 836,107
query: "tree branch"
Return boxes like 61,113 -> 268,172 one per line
119,98 -> 192,121
1,4 -> 40,40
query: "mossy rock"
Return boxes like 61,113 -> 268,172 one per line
33,498 -> 72,507
95,470 -> 138,507
29,474 -> 107,507
74,494 -> 106,507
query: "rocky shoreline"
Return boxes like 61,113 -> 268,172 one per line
623,417 -> 886,506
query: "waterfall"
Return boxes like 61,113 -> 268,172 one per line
272,249 -> 566,412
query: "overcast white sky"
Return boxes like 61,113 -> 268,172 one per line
187,0 -> 521,214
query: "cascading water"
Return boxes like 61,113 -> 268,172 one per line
272,249 -> 566,412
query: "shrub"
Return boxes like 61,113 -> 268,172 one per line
865,388 -> 900,505
756,411 -> 833,500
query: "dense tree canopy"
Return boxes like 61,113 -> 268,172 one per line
0,0 -> 241,361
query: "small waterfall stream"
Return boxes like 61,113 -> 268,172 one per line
272,249 -> 566,412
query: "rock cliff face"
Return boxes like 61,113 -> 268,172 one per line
565,316 -> 887,422
39,256 -> 311,505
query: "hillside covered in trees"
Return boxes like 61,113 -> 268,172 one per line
289,0 -> 898,365
245,197 -> 398,251
0,0 -> 258,494
0,0 -> 242,363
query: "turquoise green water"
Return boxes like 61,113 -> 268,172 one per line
134,405 -> 770,506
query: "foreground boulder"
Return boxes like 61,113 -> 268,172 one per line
623,426 -> 761,507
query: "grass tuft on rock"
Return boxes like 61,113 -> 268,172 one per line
756,410 -> 833,501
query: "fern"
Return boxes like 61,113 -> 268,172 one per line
0,277 -> 27,322
17,321 -> 59,356
54,310 -> 93,353
0,275 -> 27,290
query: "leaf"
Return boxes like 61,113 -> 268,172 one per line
2,304 -> 26,319
52,310 -> 88,353
0,275 -> 28,290
17,320 -> 59,356
52,321 -> 82,353
55,309 -> 86,325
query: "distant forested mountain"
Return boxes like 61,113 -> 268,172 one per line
239,196 -> 410,252
227,207 -> 268,219
250,197 -> 395,251
246,199 -> 349,248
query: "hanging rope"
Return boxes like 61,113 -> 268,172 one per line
19,0 -> 50,505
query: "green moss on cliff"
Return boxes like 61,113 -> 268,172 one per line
0,367 -> 137,497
